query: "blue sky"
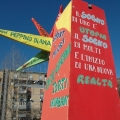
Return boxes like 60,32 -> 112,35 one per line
0,0 -> 120,77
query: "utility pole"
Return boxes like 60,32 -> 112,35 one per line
1,69 -> 9,120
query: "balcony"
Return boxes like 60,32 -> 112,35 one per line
15,83 -> 27,87
19,90 -> 27,94
18,105 -> 27,110
18,114 -> 26,117
15,83 -> 45,88
13,104 -> 31,111
14,105 -> 26,111
19,98 -> 27,102
27,84 -> 45,88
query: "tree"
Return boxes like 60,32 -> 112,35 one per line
1,45 -> 26,70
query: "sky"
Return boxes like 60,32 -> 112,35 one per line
0,0 -> 120,77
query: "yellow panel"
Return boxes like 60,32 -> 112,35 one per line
56,1 -> 71,32
0,29 -> 52,52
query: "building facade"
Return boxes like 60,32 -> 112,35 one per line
0,70 -> 46,120
117,78 -> 120,98
0,69 -> 120,120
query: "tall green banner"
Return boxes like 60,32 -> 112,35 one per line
16,51 -> 49,71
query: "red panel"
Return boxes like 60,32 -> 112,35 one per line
69,0 -> 120,120
41,25 -> 71,120
41,1 -> 120,120
31,18 -> 49,36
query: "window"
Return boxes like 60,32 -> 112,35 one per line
29,75 -> 33,80
19,72 -> 28,78
39,75 -> 42,81
19,86 -> 26,91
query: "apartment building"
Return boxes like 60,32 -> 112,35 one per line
117,78 -> 120,97
0,69 -> 120,120
0,70 -> 46,120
